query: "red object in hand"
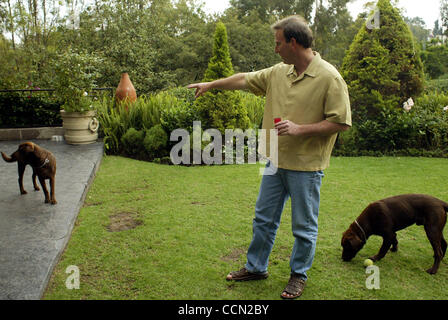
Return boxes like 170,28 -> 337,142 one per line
274,117 -> 281,124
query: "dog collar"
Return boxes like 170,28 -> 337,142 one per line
35,158 -> 50,168
354,219 -> 367,243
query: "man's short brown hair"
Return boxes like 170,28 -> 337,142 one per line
271,16 -> 314,49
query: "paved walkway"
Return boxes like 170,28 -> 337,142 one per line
0,140 -> 103,299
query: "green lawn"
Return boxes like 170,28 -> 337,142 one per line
44,156 -> 448,299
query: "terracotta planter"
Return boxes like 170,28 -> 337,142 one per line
60,110 -> 99,145
115,72 -> 137,105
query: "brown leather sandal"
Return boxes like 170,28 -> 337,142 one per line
281,274 -> 306,299
226,267 -> 268,281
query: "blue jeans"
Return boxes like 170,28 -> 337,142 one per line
245,163 -> 324,281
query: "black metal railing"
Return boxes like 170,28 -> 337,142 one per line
0,87 -> 115,97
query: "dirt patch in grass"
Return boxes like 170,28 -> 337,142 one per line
221,247 -> 246,262
107,212 -> 143,232
83,201 -> 103,207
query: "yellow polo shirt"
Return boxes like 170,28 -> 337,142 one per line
245,52 -> 351,171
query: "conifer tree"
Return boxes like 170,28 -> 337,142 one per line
203,22 -> 235,81
341,0 -> 424,122
195,22 -> 250,133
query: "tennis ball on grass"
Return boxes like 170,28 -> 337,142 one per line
364,259 -> 373,267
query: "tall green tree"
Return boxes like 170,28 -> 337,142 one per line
67,0 -> 172,94
203,22 -> 234,81
405,16 -> 431,48
61,0 -> 212,93
229,0 -> 296,22
0,0 -> 64,88
195,21 -> 250,133
154,0 -> 212,87
229,0 -> 315,22
421,44 -> 448,79
433,19 -> 443,37
222,10 -> 280,73
312,0 -> 355,67
294,0 -> 314,22
341,0 -> 425,122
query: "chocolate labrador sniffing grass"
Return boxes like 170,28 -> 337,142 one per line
341,194 -> 448,274
2,141 -> 57,205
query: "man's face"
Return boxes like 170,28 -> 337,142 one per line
274,29 -> 294,64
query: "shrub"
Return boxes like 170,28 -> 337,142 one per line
165,86 -> 196,106
160,99 -> 198,134
0,92 -> 62,128
425,78 -> 448,93
53,48 -> 102,113
97,90 -> 196,159
411,92 -> 448,150
334,91 -> 448,157
355,108 -> 417,152
121,127 -> 145,157
96,92 -> 174,154
341,0 -> 424,122
241,91 -> 265,129
194,21 -> 250,133
143,124 -> 169,159
420,44 -> 448,79
196,90 -> 249,133
95,97 -> 124,154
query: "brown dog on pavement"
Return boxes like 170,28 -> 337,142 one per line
341,194 -> 448,274
2,142 -> 57,205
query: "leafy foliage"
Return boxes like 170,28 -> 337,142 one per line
335,91 -> 448,157
121,127 -> 145,156
221,11 -> 280,73
313,0 -> 358,68
143,124 -> 169,158
95,94 -> 165,155
53,48 -> 102,113
202,22 -> 234,82
229,0 -> 314,22
240,91 -> 265,129
420,44 -> 448,79
0,0 -> 385,95
0,92 -> 62,128
160,99 -> 198,134
341,0 -> 425,122
96,90 -> 196,159
194,22 -> 250,133
2,0 -> 446,158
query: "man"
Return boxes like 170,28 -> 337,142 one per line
188,16 -> 351,299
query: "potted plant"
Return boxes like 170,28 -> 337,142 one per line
54,48 -> 102,145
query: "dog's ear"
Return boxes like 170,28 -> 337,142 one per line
347,233 -> 363,249
19,142 -> 35,153
341,230 -> 349,246
342,230 -> 362,249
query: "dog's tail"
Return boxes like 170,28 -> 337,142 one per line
1,151 -> 17,163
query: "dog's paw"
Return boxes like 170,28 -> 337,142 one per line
21,190 -> 28,195
34,187 -> 40,191
426,268 -> 437,275
50,200 -> 57,205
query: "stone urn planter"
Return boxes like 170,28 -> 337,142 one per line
60,110 -> 99,145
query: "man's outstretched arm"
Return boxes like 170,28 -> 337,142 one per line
187,73 -> 248,98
